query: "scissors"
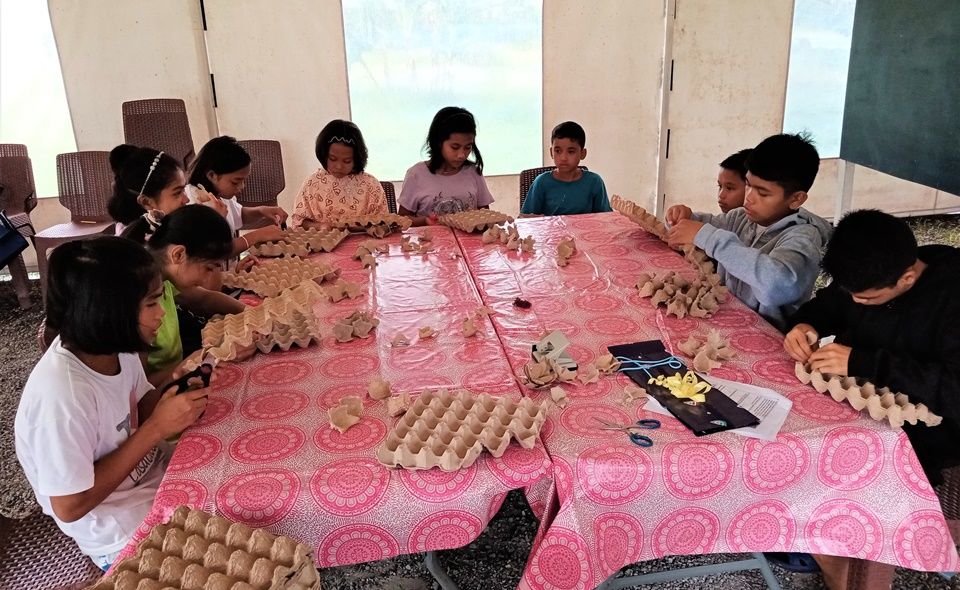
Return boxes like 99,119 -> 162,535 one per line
593,418 -> 661,447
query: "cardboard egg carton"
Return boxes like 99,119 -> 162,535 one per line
678,330 -> 736,372
439,209 -> 514,233
556,236 -> 577,267
795,363 -> 943,428
333,310 -> 379,343
202,281 -> 326,360
222,257 -> 341,298
611,194 -> 668,240
87,506 -> 320,590
332,213 -> 412,238
250,227 -> 350,257
377,389 -> 548,471
636,270 -> 728,319
480,223 -> 535,253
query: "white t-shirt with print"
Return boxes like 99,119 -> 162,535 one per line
185,184 -> 244,231
15,337 -> 168,558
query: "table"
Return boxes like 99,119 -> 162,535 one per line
452,213 -> 958,590
119,212 -> 958,590
114,226 -> 555,567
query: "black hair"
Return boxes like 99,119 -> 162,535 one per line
822,209 -> 918,293
107,147 -> 183,224
315,120 -> 368,174
719,148 -> 753,181
746,133 -> 820,195
122,204 -> 234,262
551,121 -> 587,148
187,136 -> 251,195
425,106 -> 484,175
45,236 -> 160,354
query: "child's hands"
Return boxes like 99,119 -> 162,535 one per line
666,205 -> 693,225
264,206 -> 288,226
666,219 -> 704,248
784,323 -> 818,363
145,387 -> 208,440
248,225 -> 285,245
235,255 -> 259,273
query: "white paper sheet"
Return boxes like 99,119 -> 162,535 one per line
642,374 -> 792,441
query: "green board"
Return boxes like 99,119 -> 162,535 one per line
840,0 -> 960,196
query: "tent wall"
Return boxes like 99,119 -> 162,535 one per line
19,0 -> 958,272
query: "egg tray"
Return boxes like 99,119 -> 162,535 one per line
611,194 -> 668,240
480,223 -> 535,253
222,257 -> 341,298
86,506 -> 320,590
636,270 -> 728,319
332,213 -> 412,238
249,227 -> 350,257
438,209 -> 514,233
201,281 -> 326,360
377,389 -> 548,472
795,363 -> 943,428
678,330 -> 736,373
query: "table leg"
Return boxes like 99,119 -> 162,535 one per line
424,550 -> 459,590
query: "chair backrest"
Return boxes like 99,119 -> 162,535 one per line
56,151 -> 113,223
235,140 -> 285,208
122,99 -> 195,168
0,145 -> 37,216
518,165 -> 589,210
380,181 -> 397,214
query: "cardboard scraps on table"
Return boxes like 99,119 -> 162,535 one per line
333,213 -> 412,238
439,209 -> 514,233
386,392 -> 412,417
556,236 -> 577,267
86,506 -> 320,590
596,353 -> 622,374
322,278 -> 364,302
249,226 -> 349,257
333,310 -> 380,343
222,255 -> 340,298
328,396 -> 364,433
577,362 -> 600,385
418,326 -> 437,340
550,386 -> 569,408
795,363 -> 943,428
678,330 -> 736,373
461,316 -> 478,337
377,389 -> 548,471
368,377 -> 392,400
621,384 -> 648,405
391,332 -> 410,347
636,270 -> 729,319
610,194 -> 668,241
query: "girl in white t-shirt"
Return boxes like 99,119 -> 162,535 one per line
398,106 -> 495,226
186,136 -> 288,254
15,237 -> 208,570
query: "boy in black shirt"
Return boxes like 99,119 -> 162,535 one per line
785,209 -> 960,485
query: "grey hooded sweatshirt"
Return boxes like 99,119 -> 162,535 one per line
690,207 -> 833,331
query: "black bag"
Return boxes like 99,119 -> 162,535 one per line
0,210 -> 30,270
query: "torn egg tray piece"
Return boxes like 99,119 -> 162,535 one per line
87,506 -> 320,590
377,389 -> 548,472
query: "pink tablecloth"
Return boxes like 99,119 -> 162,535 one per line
454,213 -> 958,590
116,226 -> 554,566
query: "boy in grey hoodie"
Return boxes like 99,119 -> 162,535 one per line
666,133 -> 832,331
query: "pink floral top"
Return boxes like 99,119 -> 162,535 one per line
291,168 -> 387,227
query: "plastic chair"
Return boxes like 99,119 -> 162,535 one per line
518,166 -> 588,210
32,151 -> 114,303
0,144 -> 38,309
234,140 -> 285,229
122,99 -> 195,168
381,181 -> 397,214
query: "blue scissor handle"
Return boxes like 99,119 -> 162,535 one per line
634,419 -> 661,430
628,432 -> 654,447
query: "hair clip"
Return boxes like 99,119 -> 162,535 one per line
329,136 -> 355,145
143,209 -> 165,238
137,151 -> 164,197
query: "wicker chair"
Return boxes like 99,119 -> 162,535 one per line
381,181 -> 397,214
518,165 -> 588,210
0,512 -> 103,589
0,144 -> 38,309
32,151 -> 114,303
122,99 -> 195,168
234,140 -> 284,229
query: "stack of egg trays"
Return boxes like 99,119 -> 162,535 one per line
377,389 -> 547,472
87,506 -> 320,590
438,209 -> 514,233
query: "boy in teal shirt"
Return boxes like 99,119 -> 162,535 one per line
521,121 -> 612,216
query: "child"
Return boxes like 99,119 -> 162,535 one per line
15,236 -> 208,569
398,106 -> 494,225
785,209 -> 960,485
291,120 -> 388,227
108,146 -> 187,235
186,136 -> 288,254
665,133 -> 831,331
716,148 -> 752,213
123,205 -> 243,384
520,121 -> 611,216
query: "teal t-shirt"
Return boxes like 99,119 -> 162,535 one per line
520,170 -> 613,215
